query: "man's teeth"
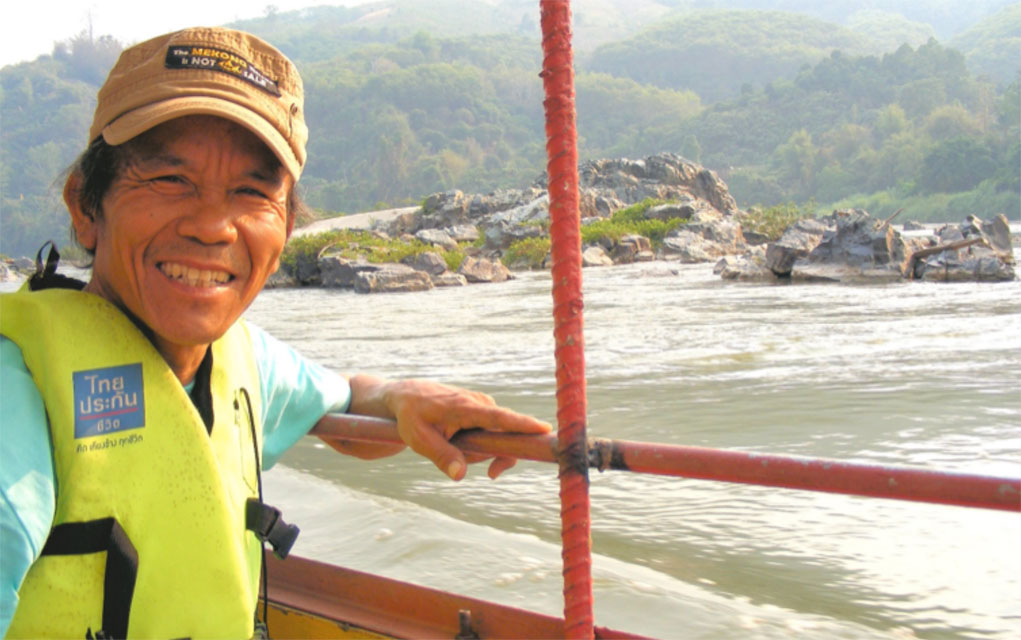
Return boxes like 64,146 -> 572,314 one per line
159,263 -> 231,287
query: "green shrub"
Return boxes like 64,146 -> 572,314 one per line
741,202 -> 814,241
580,217 -> 683,248
501,237 -> 551,269
572,198 -> 687,248
609,198 -> 671,223
444,249 -> 467,271
281,229 -> 459,274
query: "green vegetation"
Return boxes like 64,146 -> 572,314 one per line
501,237 -> 550,270
740,202 -> 814,241
2,4 -> 1017,258
501,198 -> 689,269
586,10 -> 876,103
683,40 -> 1018,221
280,229 -> 464,275
948,3 -> 1021,86
581,199 -> 686,246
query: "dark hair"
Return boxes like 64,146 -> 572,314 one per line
66,134 -> 306,254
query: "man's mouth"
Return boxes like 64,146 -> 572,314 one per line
158,262 -> 233,288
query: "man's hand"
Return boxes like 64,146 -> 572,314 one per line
347,374 -> 552,480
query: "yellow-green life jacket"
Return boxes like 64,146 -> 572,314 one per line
1,287 -> 263,639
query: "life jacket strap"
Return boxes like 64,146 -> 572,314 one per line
41,518 -> 138,640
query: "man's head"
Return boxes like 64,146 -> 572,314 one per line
68,27 -> 308,230
64,28 -> 308,378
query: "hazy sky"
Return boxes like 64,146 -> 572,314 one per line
1,0 -> 370,68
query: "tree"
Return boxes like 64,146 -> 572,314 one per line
917,137 -> 997,193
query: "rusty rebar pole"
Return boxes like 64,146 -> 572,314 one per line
538,1 -> 593,637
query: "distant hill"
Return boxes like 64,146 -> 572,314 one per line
230,0 -> 679,60
844,9 -> 937,52
949,2 -> 1021,85
1,2 -> 1018,257
585,10 -> 878,103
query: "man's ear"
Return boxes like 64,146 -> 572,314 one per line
64,171 -> 97,251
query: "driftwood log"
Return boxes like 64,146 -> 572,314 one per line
903,236 -> 988,278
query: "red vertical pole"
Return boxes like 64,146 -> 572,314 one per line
539,1 -> 594,638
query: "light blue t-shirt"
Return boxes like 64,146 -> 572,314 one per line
0,323 -> 350,634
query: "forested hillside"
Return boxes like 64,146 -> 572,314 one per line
1,1 -> 1018,258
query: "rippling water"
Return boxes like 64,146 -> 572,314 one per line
10,255 -> 1014,638
245,257 -> 1021,639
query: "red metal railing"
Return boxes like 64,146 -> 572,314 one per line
311,415 -> 1021,513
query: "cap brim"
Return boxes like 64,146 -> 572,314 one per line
101,96 -> 302,181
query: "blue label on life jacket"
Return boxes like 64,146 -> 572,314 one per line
73,363 -> 145,438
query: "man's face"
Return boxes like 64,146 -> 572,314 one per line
80,115 -> 292,351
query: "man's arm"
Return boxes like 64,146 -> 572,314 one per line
247,323 -> 550,478
346,374 -> 552,480
0,338 -> 57,636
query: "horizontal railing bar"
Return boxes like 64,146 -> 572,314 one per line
311,414 -> 1021,512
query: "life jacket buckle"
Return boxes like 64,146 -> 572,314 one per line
245,499 -> 300,559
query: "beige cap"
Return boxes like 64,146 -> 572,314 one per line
90,27 -> 307,181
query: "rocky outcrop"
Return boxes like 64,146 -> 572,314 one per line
907,214 -> 1015,282
718,211 -> 1015,283
789,209 -> 906,282
289,152 -> 1015,291
576,154 -> 739,214
380,153 -> 742,262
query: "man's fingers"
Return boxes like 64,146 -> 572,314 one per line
487,456 -> 517,479
401,417 -> 469,481
446,404 -> 552,437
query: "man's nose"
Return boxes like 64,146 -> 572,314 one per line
176,194 -> 238,244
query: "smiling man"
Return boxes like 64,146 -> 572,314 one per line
0,27 -> 550,639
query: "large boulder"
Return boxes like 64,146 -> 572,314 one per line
354,263 -> 434,294
660,216 -> 746,264
458,256 -> 512,283
765,218 -> 829,276
612,235 -> 654,264
660,231 -> 717,263
415,190 -> 471,231
979,214 -> 1015,262
415,229 -> 458,251
582,245 -> 614,267
445,224 -> 480,243
293,252 -> 322,285
319,255 -> 377,288
431,271 -> 469,287
714,246 -> 774,281
401,251 -> 448,276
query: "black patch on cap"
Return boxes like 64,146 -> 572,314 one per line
165,45 -> 281,96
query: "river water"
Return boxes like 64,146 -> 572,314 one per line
242,257 -> 1021,640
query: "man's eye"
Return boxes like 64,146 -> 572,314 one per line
151,175 -> 185,185
237,187 -> 268,198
